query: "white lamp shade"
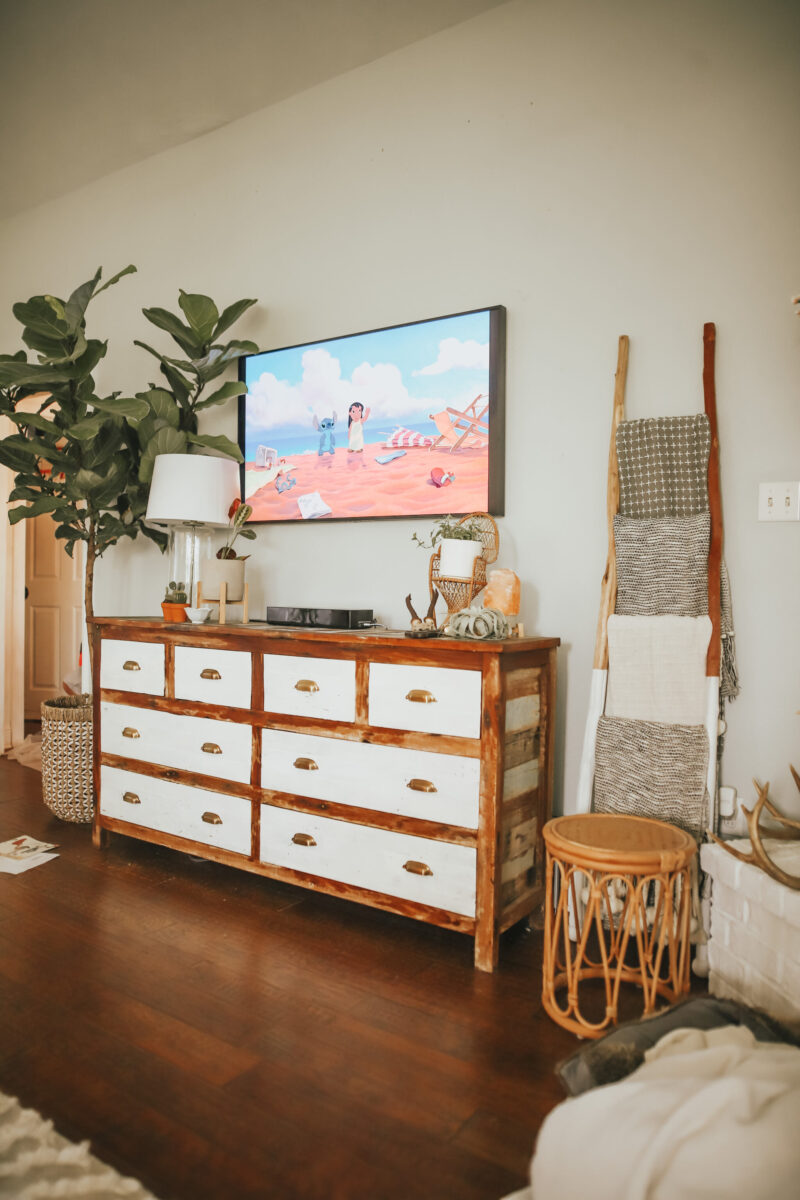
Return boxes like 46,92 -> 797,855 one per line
145,454 -> 240,527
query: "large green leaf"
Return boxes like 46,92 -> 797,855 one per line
158,359 -> 192,408
138,426 -> 188,482
82,426 -> 126,470
185,433 -> 242,461
193,380 -> 247,411
67,414 -> 108,441
8,495 -> 63,524
91,394 -> 151,421
70,338 -> 108,382
140,388 -> 181,427
12,296 -> 70,341
0,442 -> 39,471
179,291 -> 218,345
63,269 -> 102,331
2,432 -> 69,463
6,411 -> 58,436
0,358 -> 78,388
141,308 -> 201,358
93,264 -> 137,298
213,297 -> 257,341
22,326 -> 75,360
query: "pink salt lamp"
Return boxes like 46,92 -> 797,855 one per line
484,568 -> 520,616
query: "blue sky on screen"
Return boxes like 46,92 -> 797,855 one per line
243,309 -> 491,439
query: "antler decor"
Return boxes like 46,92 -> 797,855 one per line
404,591 -> 441,638
709,768 -> 800,890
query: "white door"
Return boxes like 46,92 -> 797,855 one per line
24,515 -> 83,716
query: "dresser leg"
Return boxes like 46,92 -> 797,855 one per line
92,823 -> 110,849
474,921 -> 499,972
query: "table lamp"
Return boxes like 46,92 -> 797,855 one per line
145,454 -> 240,606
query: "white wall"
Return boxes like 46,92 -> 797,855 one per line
1,0 -> 798,814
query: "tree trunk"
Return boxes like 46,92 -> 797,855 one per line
84,525 -> 96,681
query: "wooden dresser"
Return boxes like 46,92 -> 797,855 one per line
91,619 -> 559,970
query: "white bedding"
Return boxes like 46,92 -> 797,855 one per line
507,1026 -> 800,1200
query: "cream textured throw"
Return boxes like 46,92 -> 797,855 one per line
523,1027 -> 800,1200
605,614 -> 711,725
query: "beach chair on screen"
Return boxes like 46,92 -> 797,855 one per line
429,394 -> 489,451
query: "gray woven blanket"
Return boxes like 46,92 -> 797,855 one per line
593,715 -> 709,838
617,415 -> 711,518
614,513 -> 710,617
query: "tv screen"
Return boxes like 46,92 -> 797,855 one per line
238,305 -> 505,522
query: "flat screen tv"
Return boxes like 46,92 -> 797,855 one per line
237,305 -> 505,523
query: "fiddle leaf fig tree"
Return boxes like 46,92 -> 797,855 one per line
131,289 -> 257,483
0,266 -> 157,669
0,272 -> 259,675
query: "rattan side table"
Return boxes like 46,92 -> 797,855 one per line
542,813 -> 696,1038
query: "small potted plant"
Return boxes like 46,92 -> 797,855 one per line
200,499 -> 256,603
162,581 -> 189,622
412,514 -> 485,578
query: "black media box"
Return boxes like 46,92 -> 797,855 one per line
267,607 -> 374,630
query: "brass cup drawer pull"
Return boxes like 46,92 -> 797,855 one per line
122,660 -> 141,672
293,756 -> 319,772
407,778 -> 437,794
403,860 -> 433,876
122,791 -> 141,805
202,812 -> 223,825
294,679 -> 320,694
405,689 -> 437,704
292,832 -> 317,847
202,742 -> 222,755
200,668 -> 221,680
122,727 -> 140,739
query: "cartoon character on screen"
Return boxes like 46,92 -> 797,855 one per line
312,411 -> 337,457
347,402 -> 370,453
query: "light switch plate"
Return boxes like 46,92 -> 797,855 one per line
758,481 -> 800,521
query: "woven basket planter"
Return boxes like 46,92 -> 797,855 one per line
40,694 -> 94,824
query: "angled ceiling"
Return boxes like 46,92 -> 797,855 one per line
0,0 -> 506,220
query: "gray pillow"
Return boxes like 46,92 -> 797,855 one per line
556,995 -> 799,1096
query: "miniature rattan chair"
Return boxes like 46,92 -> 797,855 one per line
429,512 -> 499,623
542,813 -> 696,1038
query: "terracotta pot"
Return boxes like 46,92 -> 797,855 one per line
161,601 -> 188,623
200,556 -> 245,603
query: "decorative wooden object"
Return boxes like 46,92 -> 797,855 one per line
196,580 -> 249,626
593,334 -> 628,671
709,770 -> 800,890
91,617 -> 559,971
542,812 -> 696,1037
429,513 -> 499,624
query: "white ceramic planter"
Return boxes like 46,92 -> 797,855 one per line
200,556 -> 245,603
438,538 -> 482,579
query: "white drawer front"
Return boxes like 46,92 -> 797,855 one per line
100,639 -> 165,696
263,654 -> 356,722
174,646 -> 252,709
100,702 -> 252,784
368,663 -> 482,739
100,765 -> 251,855
260,805 -> 476,916
261,729 -> 480,828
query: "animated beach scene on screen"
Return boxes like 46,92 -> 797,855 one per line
239,307 -> 504,522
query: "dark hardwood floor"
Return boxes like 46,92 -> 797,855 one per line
0,752 -> 578,1200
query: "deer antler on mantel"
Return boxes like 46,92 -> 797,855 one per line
709,768 -> 800,891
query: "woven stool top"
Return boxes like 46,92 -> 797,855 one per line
544,813 -> 696,871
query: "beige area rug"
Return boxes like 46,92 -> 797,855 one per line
5,736 -> 42,772
0,1090 -> 160,1199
